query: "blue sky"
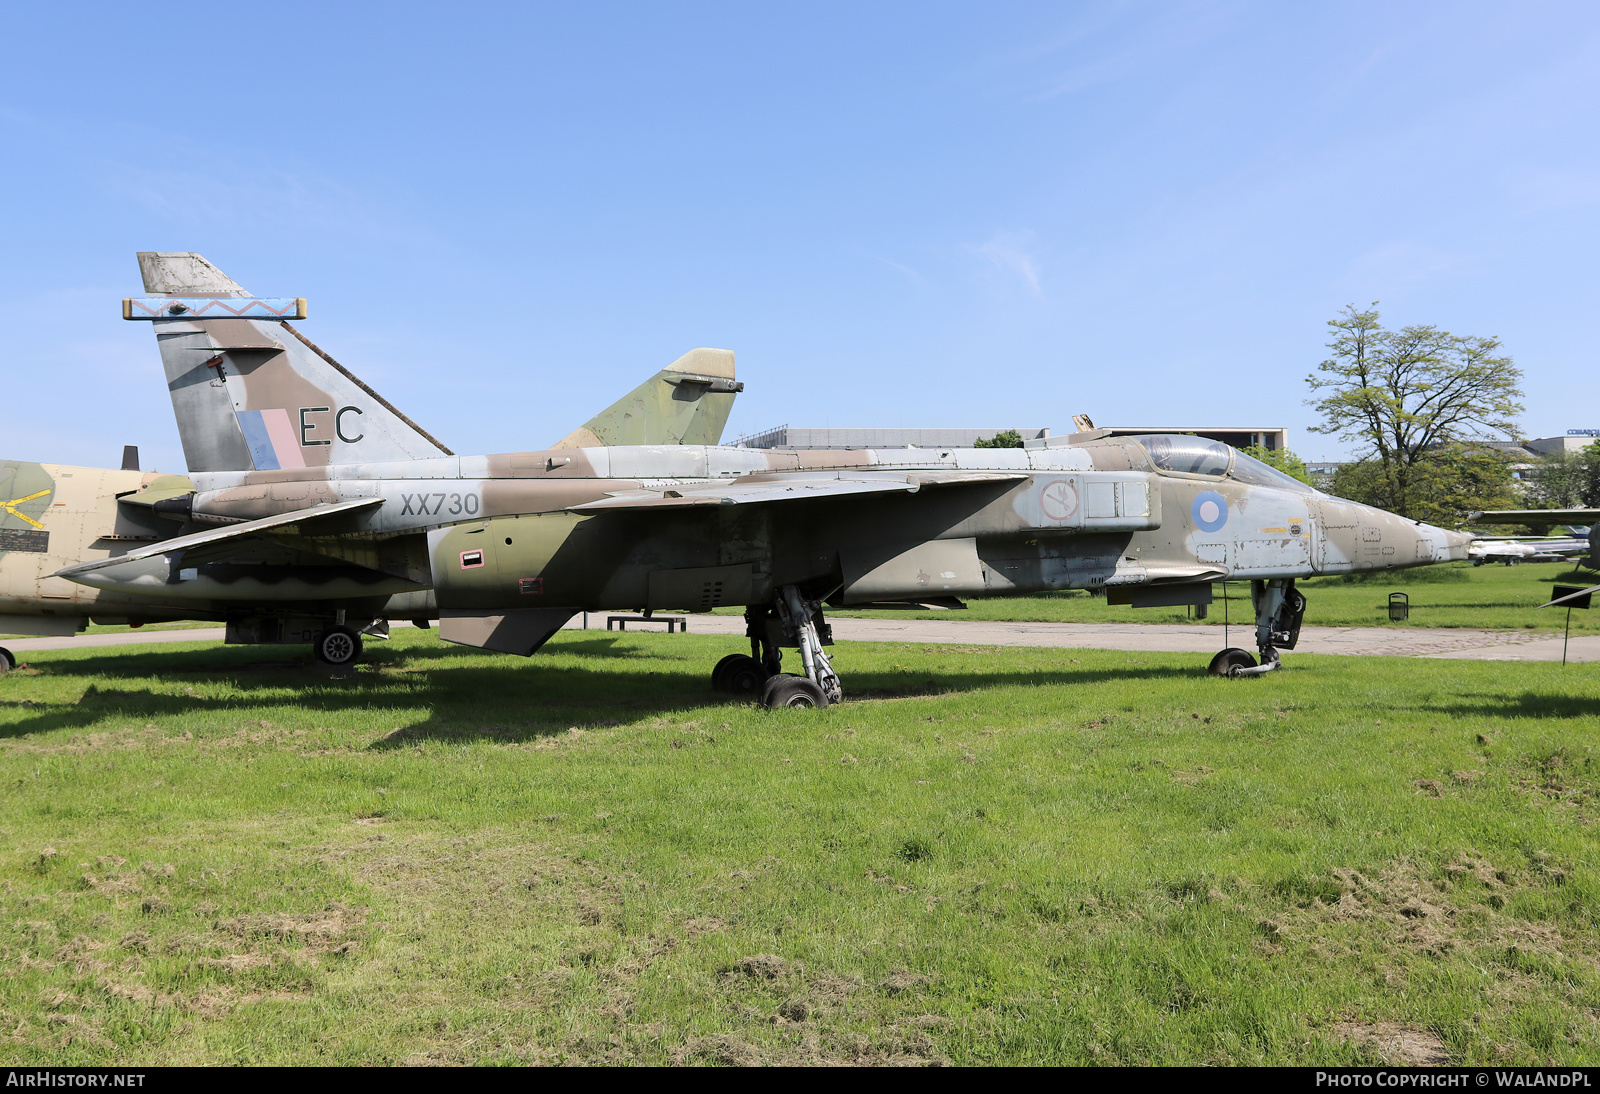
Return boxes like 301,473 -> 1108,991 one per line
2,1 -> 1596,470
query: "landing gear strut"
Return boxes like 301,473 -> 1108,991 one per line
719,585 -> 842,708
1208,579 -> 1305,678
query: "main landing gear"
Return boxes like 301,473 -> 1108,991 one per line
0,647 -> 14,675
1208,579 -> 1306,679
711,585 -> 842,709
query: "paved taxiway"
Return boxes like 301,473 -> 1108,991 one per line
3,616 -> 1597,662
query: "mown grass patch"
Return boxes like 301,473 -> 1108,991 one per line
1,629 -> 1596,1065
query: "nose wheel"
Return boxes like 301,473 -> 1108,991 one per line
1208,648 -> 1258,676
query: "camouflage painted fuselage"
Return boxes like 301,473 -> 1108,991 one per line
61,436 -> 1466,637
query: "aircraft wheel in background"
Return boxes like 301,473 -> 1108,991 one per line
0,647 -> 13,674
761,674 -> 828,709
1208,648 -> 1257,677
713,654 -> 768,697
712,654 -> 744,691
314,627 -> 363,666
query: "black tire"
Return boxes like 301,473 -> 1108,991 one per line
761,674 -> 828,709
314,627 -> 363,665
720,655 -> 769,698
1208,648 -> 1257,677
0,647 -> 13,674
712,653 -> 747,692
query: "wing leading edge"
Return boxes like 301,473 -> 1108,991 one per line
567,472 -> 1029,513
54,497 -> 384,578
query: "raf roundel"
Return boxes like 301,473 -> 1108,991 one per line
1191,490 -> 1228,533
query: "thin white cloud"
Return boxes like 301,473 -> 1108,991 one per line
973,230 -> 1043,296
968,1 -> 1243,103
864,251 -> 927,285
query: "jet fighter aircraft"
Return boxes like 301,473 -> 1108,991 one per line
56,253 -> 1471,707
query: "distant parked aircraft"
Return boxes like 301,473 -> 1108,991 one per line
1468,509 -> 1599,569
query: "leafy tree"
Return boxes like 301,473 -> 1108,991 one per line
1239,444 -> 1314,487
974,429 -> 1024,449
1522,449 -> 1586,509
1578,441 -> 1600,507
1305,304 -> 1523,519
1411,444 -> 1520,525
1331,444 -> 1517,525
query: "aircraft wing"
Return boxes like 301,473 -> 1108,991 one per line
54,497 -> 384,577
567,472 -> 1028,513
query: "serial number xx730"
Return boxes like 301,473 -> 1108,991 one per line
398,492 -> 480,517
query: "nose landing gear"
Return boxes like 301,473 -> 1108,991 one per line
1209,579 -> 1305,678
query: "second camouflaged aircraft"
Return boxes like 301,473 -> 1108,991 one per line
59,253 -> 1471,707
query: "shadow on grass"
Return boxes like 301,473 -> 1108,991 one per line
1419,691 -> 1600,720
0,635 -> 1203,747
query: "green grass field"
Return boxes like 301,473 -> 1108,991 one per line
801,561 -> 1600,634
7,560 -> 1590,647
1,628 -> 1596,1065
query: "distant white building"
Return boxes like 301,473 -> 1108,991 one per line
736,426 -> 1051,449
738,424 -> 1290,451
1526,432 -> 1599,456
1309,433 -> 1597,490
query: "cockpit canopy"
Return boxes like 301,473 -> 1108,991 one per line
1135,434 -> 1231,477
1128,434 -> 1319,495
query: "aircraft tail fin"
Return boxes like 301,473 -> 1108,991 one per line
132,252 -> 451,474
551,348 -> 742,449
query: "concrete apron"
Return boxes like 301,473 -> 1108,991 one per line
2,616 -> 1597,663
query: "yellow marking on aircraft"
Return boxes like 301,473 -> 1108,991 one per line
1,490 -> 51,529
